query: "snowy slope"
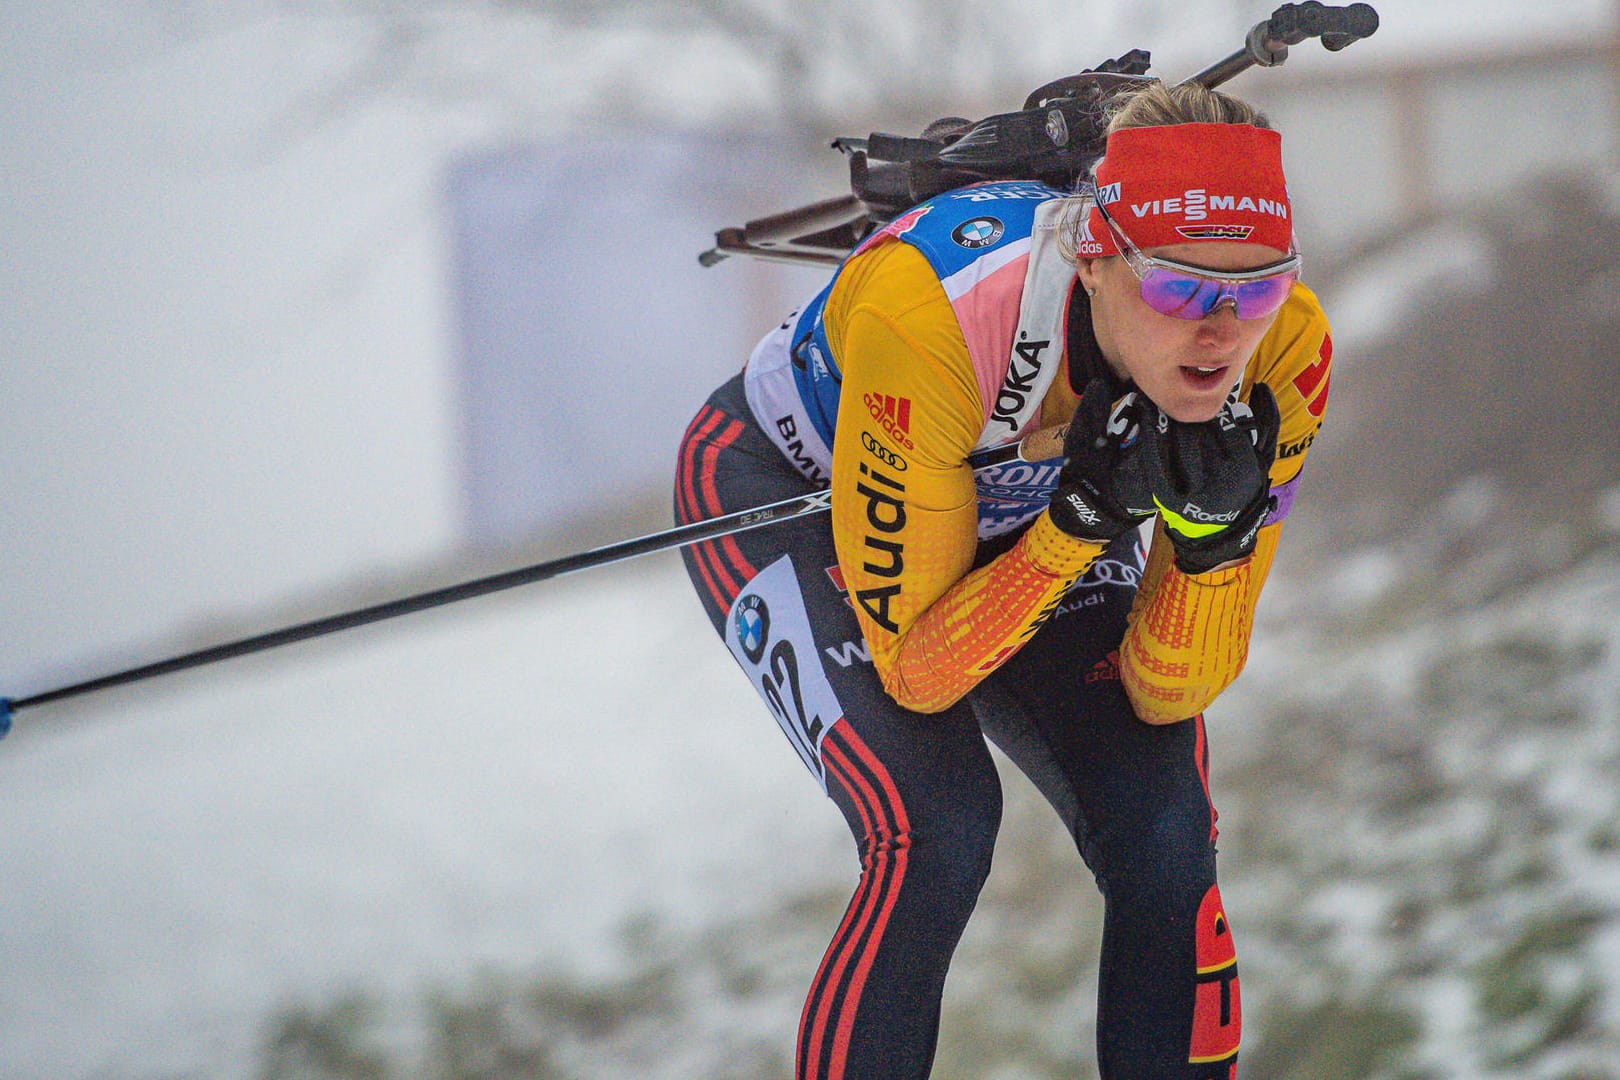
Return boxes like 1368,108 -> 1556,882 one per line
0,557 -> 851,1079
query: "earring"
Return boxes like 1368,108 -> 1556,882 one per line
1085,285 -> 1097,297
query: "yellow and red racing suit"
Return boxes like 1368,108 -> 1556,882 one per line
822,216 -> 1331,720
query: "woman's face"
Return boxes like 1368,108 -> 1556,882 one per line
1077,241 -> 1287,423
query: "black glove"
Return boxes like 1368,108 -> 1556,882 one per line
1048,379 -> 1155,542
1139,384 -> 1281,574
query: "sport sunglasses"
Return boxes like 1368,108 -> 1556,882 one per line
1089,192 -> 1302,321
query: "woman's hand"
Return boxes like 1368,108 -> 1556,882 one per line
1138,385 -> 1281,573
1047,379 -> 1156,542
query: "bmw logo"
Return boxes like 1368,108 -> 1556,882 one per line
734,594 -> 770,663
952,217 -> 1004,249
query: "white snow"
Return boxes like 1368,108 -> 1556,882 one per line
1599,486 -> 1620,534
0,559 -> 851,1079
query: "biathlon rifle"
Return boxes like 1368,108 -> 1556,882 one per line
698,0 -> 1379,269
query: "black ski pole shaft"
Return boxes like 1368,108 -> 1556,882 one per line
0,427 -> 1064,732
0,488 -> 832,727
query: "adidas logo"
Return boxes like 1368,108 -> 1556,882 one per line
1085,650 -> 1122,684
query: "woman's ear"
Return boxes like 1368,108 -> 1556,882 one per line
1076,258 -> 1100,297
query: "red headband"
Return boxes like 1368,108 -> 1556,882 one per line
1078,123 -> 1293,257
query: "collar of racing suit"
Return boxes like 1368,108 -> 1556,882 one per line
1064,277 -> 1132,402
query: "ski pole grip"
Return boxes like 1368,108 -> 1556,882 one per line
1,697 -> 13,740
1263,2 -> 1380,50
1321,3 -> 1380,50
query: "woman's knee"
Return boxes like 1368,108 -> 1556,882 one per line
910,791 -> 1003,913
1089,797 -> 1218,906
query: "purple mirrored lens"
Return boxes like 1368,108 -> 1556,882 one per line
1229,273 -> 1299,319
1138,268 -> 1298,321
1138,273 -> 1224,319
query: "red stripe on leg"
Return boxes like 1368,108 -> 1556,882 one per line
698,417 -> 760,587
799,737 -> 884,1080
822,727 -> 911,1079
675,410 -> 733,611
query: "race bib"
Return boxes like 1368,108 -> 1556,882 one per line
725,556 -> 845,792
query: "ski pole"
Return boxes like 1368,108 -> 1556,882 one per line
1185,2 -> 1379,90
0,424 -> 1067,731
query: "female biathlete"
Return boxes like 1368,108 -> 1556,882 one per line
674,80 -> 1332,1080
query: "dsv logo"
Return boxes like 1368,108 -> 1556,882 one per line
860,431 -> 907,470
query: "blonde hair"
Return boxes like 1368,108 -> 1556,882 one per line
1105,79 -> 1269,133
1058,80 -> 1271,262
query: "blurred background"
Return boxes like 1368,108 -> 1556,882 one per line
3,2 -> 1620,1077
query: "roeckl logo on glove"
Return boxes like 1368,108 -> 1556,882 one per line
1176,503 -> 1242,525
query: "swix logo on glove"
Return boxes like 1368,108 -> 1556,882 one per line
1064,492 -> 1104,528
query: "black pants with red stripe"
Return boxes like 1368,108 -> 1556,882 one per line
675,375 -> 1239,1080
